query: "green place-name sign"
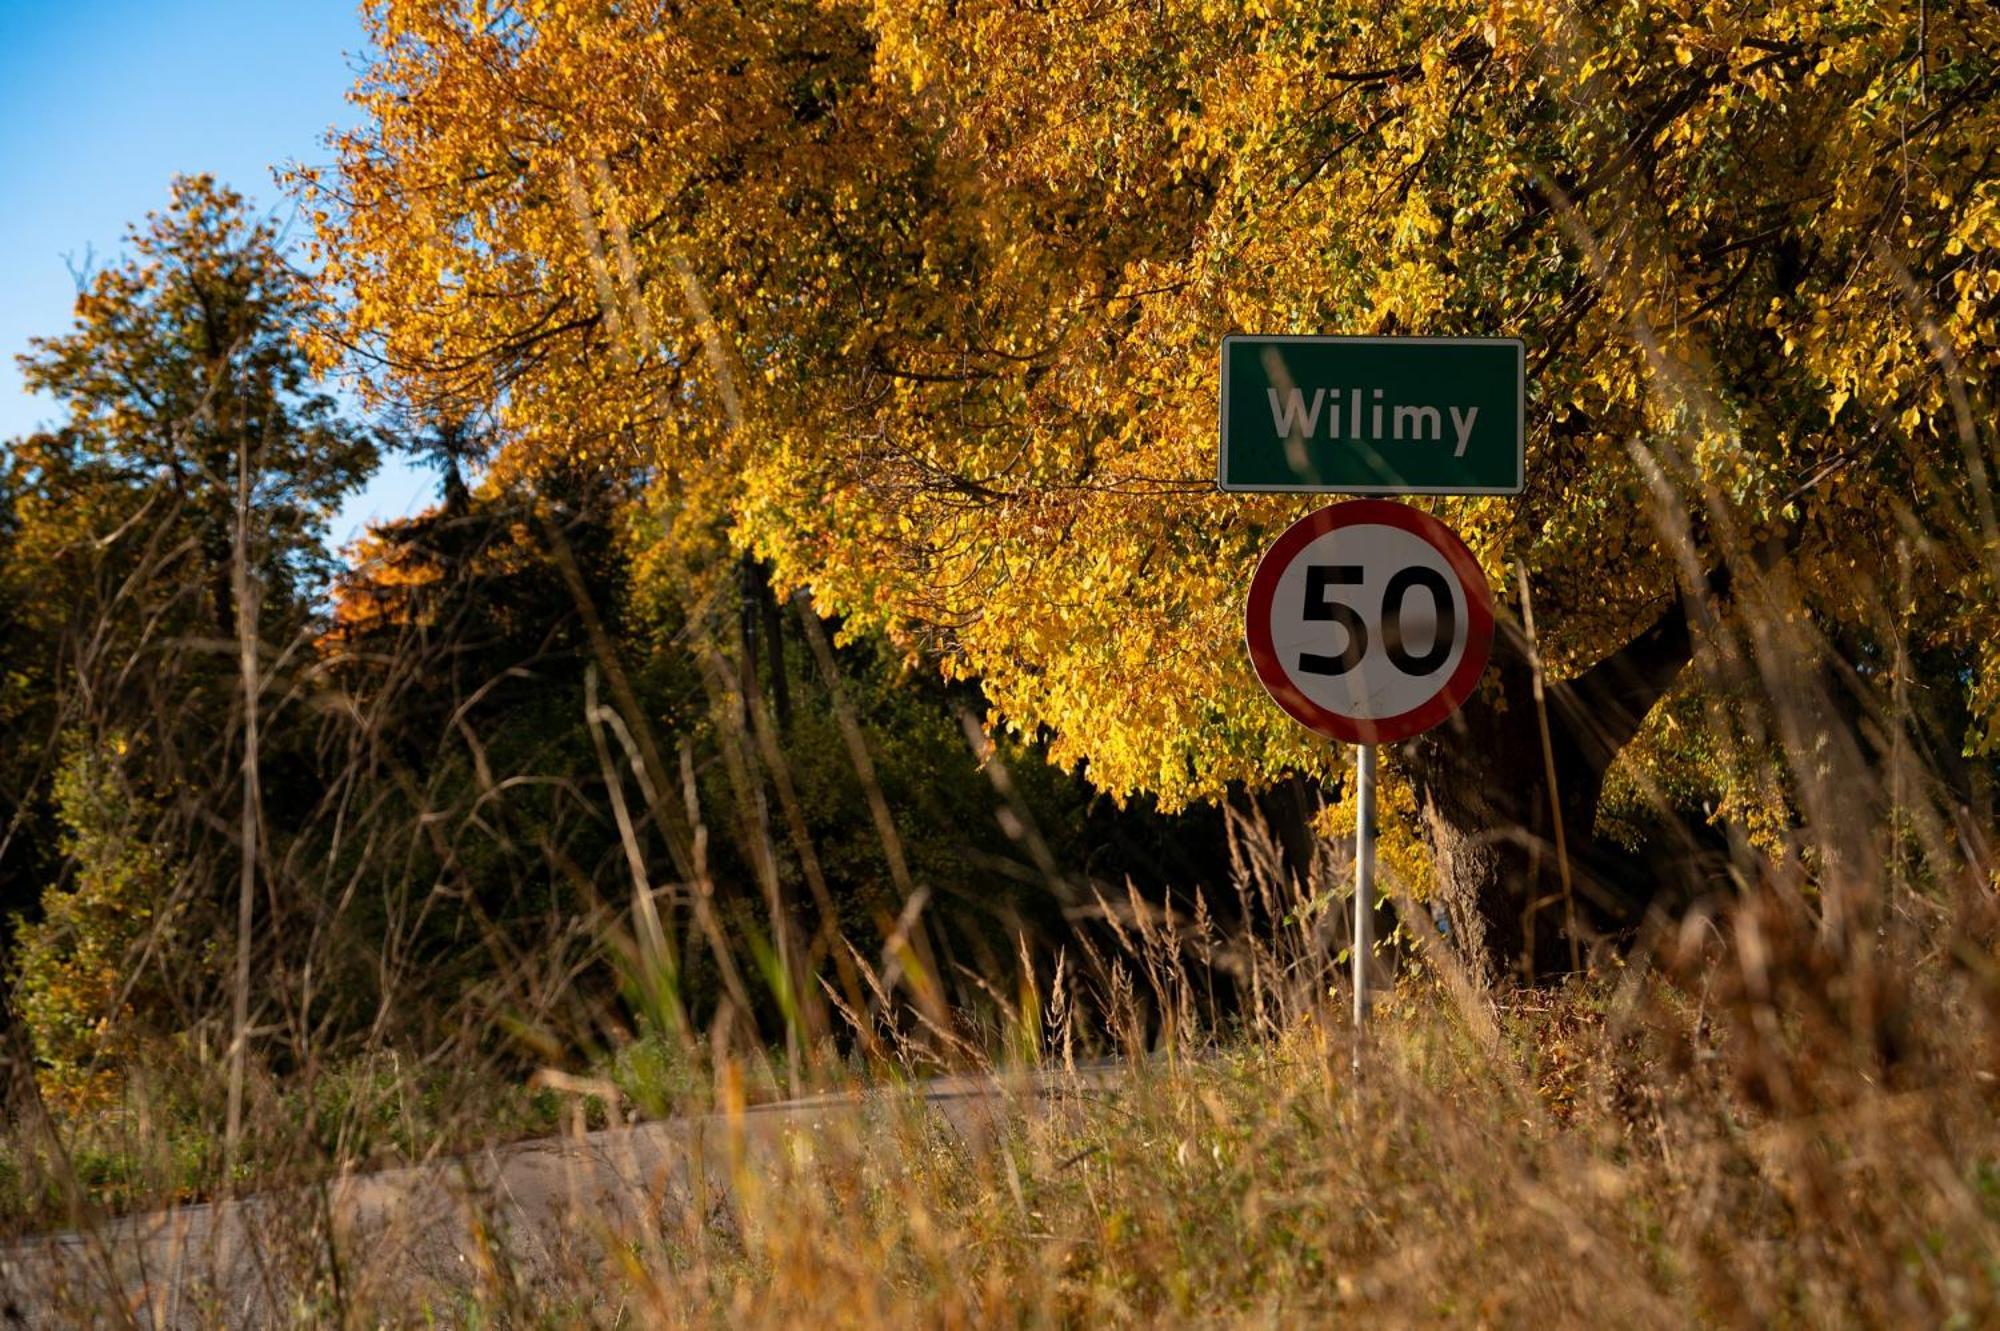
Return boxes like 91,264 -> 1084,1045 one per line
1218,335 -> 1524,495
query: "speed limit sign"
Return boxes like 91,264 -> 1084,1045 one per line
1245,499 -> 1494,744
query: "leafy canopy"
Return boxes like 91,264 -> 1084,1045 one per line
13,174 -> 375,636
302,0 -> 1999,809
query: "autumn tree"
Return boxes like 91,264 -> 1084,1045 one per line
303,1 -> 1998,981
1,177 -> 374,1064
16,175 -> 374,643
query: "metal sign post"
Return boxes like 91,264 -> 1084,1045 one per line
1241,501 -> 1494,1049
1354,741 -> 1375,1036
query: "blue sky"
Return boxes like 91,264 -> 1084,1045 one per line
0,0 -> 432,550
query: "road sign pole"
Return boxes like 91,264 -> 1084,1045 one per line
1237,499 -> 1496,1070
1224,335 -> 1519,1066
1354,742 -> 1375,1042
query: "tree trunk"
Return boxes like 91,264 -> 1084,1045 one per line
1403,591 -> 1702,984
224,436 -> 261,1183
756,561 -> 791,732
1254,772 -> 1324,896
738,554 -> 792,731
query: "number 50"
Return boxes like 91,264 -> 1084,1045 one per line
1299,564 -> 1456,677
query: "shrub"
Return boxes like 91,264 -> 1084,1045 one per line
11,735 -> 180,1111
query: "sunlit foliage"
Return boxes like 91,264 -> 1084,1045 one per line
304,1 -> 1996,821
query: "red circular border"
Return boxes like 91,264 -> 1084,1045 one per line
1244,500 -> 1495,744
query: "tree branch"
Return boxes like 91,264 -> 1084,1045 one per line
1547,589 -> 1703,773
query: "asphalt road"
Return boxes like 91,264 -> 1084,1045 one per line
0,1065 -> 1118,1328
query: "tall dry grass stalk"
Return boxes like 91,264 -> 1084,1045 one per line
2,125 -> 1995,1331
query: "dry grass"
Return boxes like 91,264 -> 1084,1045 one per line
466,922 -> 1999,1328
6,839 -> 1998,1327
5,158 -> 1996,1327
7,519 -> 1997,1326
7,534 -> 1999,1326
